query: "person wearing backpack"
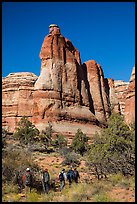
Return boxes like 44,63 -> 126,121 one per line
67,166 -> 74,187
42,168 -> 50,194
22,168 -> 33,193
58,169 -> 67,191
73,168 -> 80,183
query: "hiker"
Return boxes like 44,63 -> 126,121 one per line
42,168 -> 50,194
67,166 -> 74,187
22,168 -> 33,193
14,170 -> 23,193
59,169 -> 67,191
17,171 -> 23,193
73,168 -> 80,183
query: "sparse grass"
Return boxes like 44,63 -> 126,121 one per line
2,183 -> 21,202
2,175 -> 135,202
93,192 -> 116,202
2,182 -> 19,195
3,193 -> 21,202
109,173 -> 123,186
25,189 -> 41,202
130,176 -> 135,191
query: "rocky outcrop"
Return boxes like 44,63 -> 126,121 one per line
104,78 -> 120,114
2,24 -> 135,135
32,24 -> 98,131
2,72 -> 38,132
114,80 -> 129,115
83,60 -> 110,123
124,66 -> 135,124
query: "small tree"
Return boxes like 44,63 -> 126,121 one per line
87,113 -> 135,178
13,116 -> 39,144
71,129 -> 89,156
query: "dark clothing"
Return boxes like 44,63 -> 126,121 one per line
42,171 -> 50,194
22,172 -> 33,187
59,171 -> 66,191
73,170 -> 80,183
67,170 -> 74,186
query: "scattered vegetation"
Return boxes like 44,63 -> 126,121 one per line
2,114 -> 135,202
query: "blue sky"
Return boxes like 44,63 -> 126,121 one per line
2,2 -> 135,82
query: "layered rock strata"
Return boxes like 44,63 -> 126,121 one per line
2,72 -> 38,132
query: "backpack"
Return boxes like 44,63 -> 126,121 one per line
67,170 -> 73,180
25,172 -> 31,186
73,170 -> 78,178
59,172 -> 64,181
43,172 -> 50,182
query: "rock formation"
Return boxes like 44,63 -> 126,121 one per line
2,24 -> 135,136
2,72 -> 38,132
124,66 -> 135,124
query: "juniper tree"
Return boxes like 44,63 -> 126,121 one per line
87,113 -> 135,178
71,129 -> 89,156
13,116 -> 39,144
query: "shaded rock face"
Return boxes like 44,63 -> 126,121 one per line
124,66 -> 135,124
82,60 -> 110,122
2,25 -> 135,134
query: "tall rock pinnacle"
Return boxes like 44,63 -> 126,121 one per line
33,24 -> 98,129
35,24 -> 81,103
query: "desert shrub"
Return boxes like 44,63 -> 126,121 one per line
13,116 -> 39,145
71,129 -> 89,156
62,151 -> 80,166
58,146 -> 71,156
2,147 -> 40,184
51,133 -> 67,149
87,113 -> 135,178
2,128 -> 8,149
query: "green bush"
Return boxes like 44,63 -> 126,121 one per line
87,113 -> 135,178
71,129 -> 89,156
13,116 -> 39,145
62,151 -> 80,166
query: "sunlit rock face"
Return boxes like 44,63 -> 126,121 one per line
2,72 -> 38,132
124,66 -> 135,124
